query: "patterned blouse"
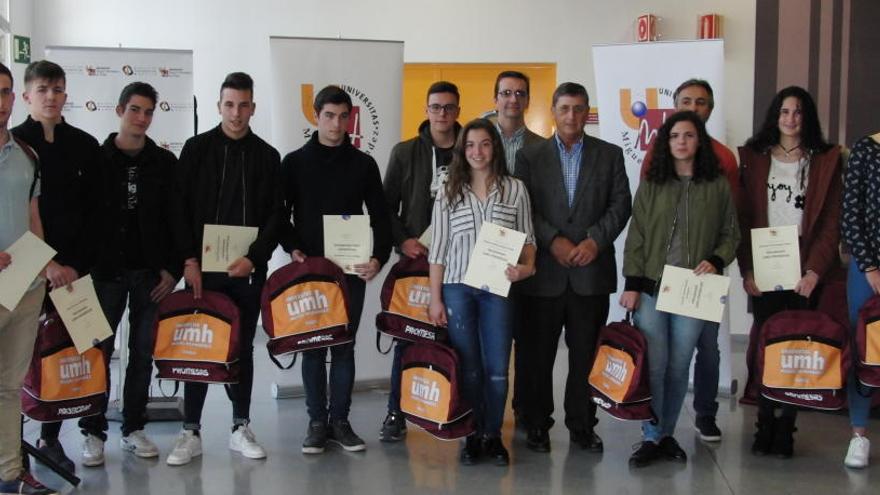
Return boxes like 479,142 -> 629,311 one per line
842,136 -> 880,271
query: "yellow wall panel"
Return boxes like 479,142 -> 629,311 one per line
401,63 -> 556,140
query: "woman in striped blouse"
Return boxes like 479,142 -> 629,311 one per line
428,118 -> 536,466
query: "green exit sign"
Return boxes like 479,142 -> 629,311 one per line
13,35 -> 30,64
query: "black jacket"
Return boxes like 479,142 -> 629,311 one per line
176,125 -> 284,273
11,116 -> 102,276
383,120 -> 460,248
281,132 -> 392,266
94,134 -> 183,280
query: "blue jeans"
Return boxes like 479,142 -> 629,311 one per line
302,275 -> 365,422
692,321 -> 720,419
635,293 -> 705,442
847,259 -> 876,428
442,284 -> 512,437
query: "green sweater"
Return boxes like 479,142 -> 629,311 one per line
623,175 -> 740,294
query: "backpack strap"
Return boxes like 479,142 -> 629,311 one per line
269,352 -> 297,370
157,379 -> 181,398
12,135 -> 41,199
376,331 -> 394,355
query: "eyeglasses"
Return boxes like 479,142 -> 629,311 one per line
497,89 -> 528,99
427,104 -> 459,114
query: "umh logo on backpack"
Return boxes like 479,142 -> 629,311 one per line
758,310 -> 849,409
153,290 -> 241,384
376,256 -> 447,349
261,258 -> 352,367
588,316 -> 654,421
22,311 -> 108,422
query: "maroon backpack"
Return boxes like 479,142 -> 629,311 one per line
21,311 -> 108,421
757,310 -> 849,410
375,256 -> 447,353
260,258 -> 351,368
855,294 -> 880,387
152,290 -> 241,384
399,342 -> 474,440
589,317 -> 655,421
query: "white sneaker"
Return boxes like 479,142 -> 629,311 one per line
166,430 -> 202,466
81,434 -> 105,467
229,424 -> 267,459
121,430 -> 160,458
844,434 -> 870,468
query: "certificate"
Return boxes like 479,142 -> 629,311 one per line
48,275 -> 114,354
323,215 -> 371,274
463,222 -> 527,297
418,227 -> 432,250
202,224 -> 259,273
0,231 -> 56,311
751,225 -> 801,292
655,265 -> 731,323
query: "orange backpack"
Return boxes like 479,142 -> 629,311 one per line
21,311 -> 108,421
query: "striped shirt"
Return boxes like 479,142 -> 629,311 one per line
428,175 -> 535,284
496,123 -> 525,174
555,133 -> 583,207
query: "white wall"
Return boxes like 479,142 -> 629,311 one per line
31,0 -> 756,149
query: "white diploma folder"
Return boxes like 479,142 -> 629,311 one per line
48,275 -> 114,354
751,225 -> 801,292
463,222 -> 526,297
201,224 -> 259,273
655,265 -> 731,323
0,231 -> 55,311
323,215 -> 371,274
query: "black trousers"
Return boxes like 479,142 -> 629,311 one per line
509,290 -> 528,416
521,285 -> 609,432
752,290 -> 813,419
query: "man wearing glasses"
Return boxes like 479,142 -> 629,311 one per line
493,71 -> 544,173
379,81 -> 461,442
492,71 -> 545,431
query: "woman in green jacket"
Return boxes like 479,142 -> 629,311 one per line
620,111 -> 740,468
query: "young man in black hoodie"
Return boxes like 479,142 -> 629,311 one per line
89,82 -> 181,465
168,72 -> 284,466
379,81 -> 460,441
12,59 -> 103,473
282,85 -> 392,454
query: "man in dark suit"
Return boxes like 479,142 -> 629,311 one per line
514,82 -> 631,453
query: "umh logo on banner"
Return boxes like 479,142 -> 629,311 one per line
593,40 -> 725,179
269,36 -> 403,167
44,46 -> 195,156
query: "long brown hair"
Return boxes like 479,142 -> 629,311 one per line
444,118 -> 508,208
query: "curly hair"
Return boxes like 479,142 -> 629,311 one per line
444,118 -> 508,208
646,111 -> 720,184
745,86 -> 832,154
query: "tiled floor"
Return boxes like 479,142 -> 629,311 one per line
22,335 -> 879,495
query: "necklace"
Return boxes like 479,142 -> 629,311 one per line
779,143 -> 801,157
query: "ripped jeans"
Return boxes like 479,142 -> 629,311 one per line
442,283 -> 512,437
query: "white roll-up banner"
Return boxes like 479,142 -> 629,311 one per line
593,40 -> 738,395
269,37 -> 404,386
44,46 -> 195,156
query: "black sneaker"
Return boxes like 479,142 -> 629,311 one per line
483,436 -> 509,466
695,416 -> 722,442
629,441 -> 662,468
379,411 -> 407,442
570,429 -> 603,453
328,419 -> 366,452
302,420 -> 328,454
526,428 -> 551,453
36,438 -> 74,473
659,436 -> 687,462
0,471 -> 57,494
460,434 -> 482,465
